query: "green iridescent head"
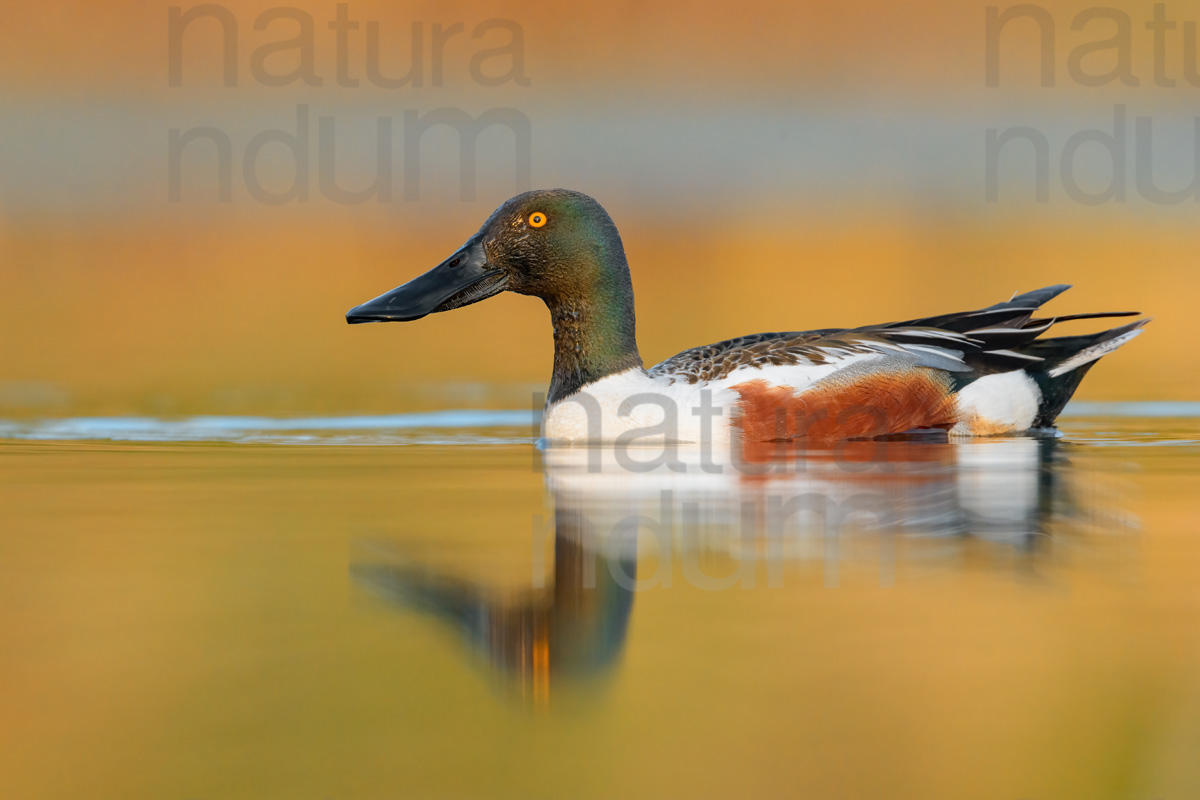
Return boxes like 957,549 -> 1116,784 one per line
347,189 -> 643,402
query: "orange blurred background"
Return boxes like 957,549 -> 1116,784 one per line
2,0 -> 1197,416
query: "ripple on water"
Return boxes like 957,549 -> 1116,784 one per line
0,410 -> 540,446
0,402 -> 1198,446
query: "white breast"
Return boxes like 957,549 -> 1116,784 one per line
540,354 -> 884,445
541,368 -> 730,445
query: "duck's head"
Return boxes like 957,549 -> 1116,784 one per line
346,189 -> 633,324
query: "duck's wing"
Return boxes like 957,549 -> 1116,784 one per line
649,285 -> 1142,384
648,327 -> 972,384
649,329 -> 847,384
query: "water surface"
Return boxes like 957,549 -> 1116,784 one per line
2,409 -> 1199,799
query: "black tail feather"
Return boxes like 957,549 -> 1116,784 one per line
987,284 -> 1072,311
1031,311 -> 1142,325
1023,319 -> 1151,426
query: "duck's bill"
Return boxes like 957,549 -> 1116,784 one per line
345,238 -> 507,324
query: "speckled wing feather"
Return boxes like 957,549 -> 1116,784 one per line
649,285 -> 1141,384
649,330 -> 838,383
647,328 -> 971,383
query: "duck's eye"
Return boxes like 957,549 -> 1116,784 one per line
528,212 -> 547,228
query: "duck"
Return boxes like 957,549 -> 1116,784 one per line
346,189 -> 1148,446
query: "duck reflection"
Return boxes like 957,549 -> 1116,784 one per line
352,435 -> 1132,701
351,507 -> 636,704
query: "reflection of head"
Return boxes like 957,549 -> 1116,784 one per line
352,521 -> 635,705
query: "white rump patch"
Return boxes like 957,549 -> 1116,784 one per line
951,370 -> 1041,436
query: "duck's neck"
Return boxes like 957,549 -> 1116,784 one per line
544,270 -> 642,405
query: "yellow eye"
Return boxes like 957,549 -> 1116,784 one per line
528,212 -> 547,228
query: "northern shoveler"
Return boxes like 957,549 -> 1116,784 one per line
346,189 -> 1148,445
